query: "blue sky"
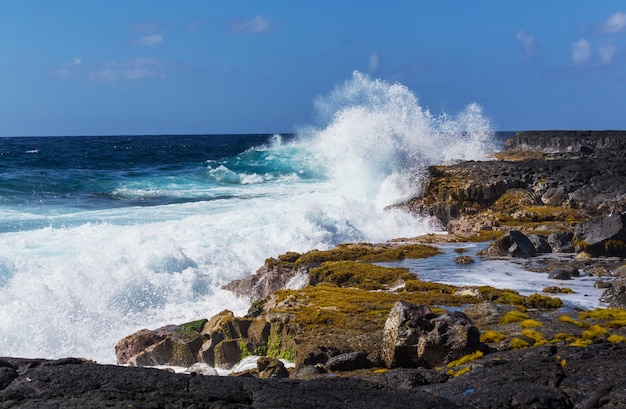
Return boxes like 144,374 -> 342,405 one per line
2,1 -> 626,136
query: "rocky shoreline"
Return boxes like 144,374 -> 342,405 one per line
2,130 -> 626,408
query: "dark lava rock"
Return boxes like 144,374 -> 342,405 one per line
574,213 -> 626,256
483,230 -> 538,258
0,357 -> 456,409
325,351 -> 371,372
548,269 -> 572,280
547,232 -> 575,253
423,343 -> 626,409
3,343 -> 626,408
528,233 -> 552,253
381,302 -> 480,369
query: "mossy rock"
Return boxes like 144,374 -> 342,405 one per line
294,243 -> 442,268
308,261 -> 415,290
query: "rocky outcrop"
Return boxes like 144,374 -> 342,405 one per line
223,259 -> 308,301
482,230 -> 538,258
504,130 -> 626,153
406,131 -> 626,233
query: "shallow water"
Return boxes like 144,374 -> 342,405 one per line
378,242 -> 607,311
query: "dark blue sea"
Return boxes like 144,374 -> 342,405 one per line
0,72 -> 507,363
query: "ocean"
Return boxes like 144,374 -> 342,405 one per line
0,72 -> 503,363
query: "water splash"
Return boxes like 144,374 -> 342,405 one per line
296,70 -> 496,205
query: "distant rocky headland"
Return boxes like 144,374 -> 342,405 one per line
2,130 -> 626,408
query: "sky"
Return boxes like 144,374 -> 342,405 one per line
2,1 -> 626,136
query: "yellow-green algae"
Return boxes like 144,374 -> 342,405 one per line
499,310 -> 530,325
447,350 -> 484,368
480,330 -> 508,343
308,261 -> 415,290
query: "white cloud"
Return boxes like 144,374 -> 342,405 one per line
53,57 -> 82,78
368,51 -> 380,72
515,29 -> 538,63
87,57 -> 166,82
228,16 -> 273,34
598,42 -> 616,66
599,11 -> 626,34
571,38 -> 592,66
131,34 -> 163,47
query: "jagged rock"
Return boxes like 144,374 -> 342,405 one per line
547,232 -> 574,253
416,312 -> 480,369
214,339 -> 249,370
528,234 -> 552,253
115,325 -> 176,365
201,309 -> 234,336
600,279 -> 626,308
222,261 -> 306,301
504,130 -> 626,153
127,337 -> 174,367
198,332 -> 223,367
382,302 -> 437,368
257,356 -> 289,379
325,352 -> 371,372
381,302 -> 480,369
483,230 -> 537,258
125,324 -> 205,368
574,213 -> 626,256
167,326 -> 205,367
541,187 -> 566,206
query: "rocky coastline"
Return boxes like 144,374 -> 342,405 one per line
2,130 -> 626,408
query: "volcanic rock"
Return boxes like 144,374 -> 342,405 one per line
574,213 -> 626,256
482,230 -> 537,258
381,302 -> 480,369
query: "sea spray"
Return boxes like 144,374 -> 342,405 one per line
0,71 -> 496,363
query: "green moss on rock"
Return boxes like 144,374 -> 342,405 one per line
308,261 -> 415,290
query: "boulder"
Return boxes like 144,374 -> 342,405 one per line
483,230 -> 537,258
222,262 -> 305,301
416,312 -> 480,369
257,356 -> 289,379
325,352 -> 371,372
574,213 -> 626,256
528,234 -> 552,254
201,309 -> 234,336
167,326 -> 205,367
381,302 -> 480,369
547,232 -> 574,253
382,302 -> 437,368
115,325 -> 176,365
125,324 -> 205,368
213,339 -> 250,370
547,269 -> 571,280
127,338 -> 173,367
